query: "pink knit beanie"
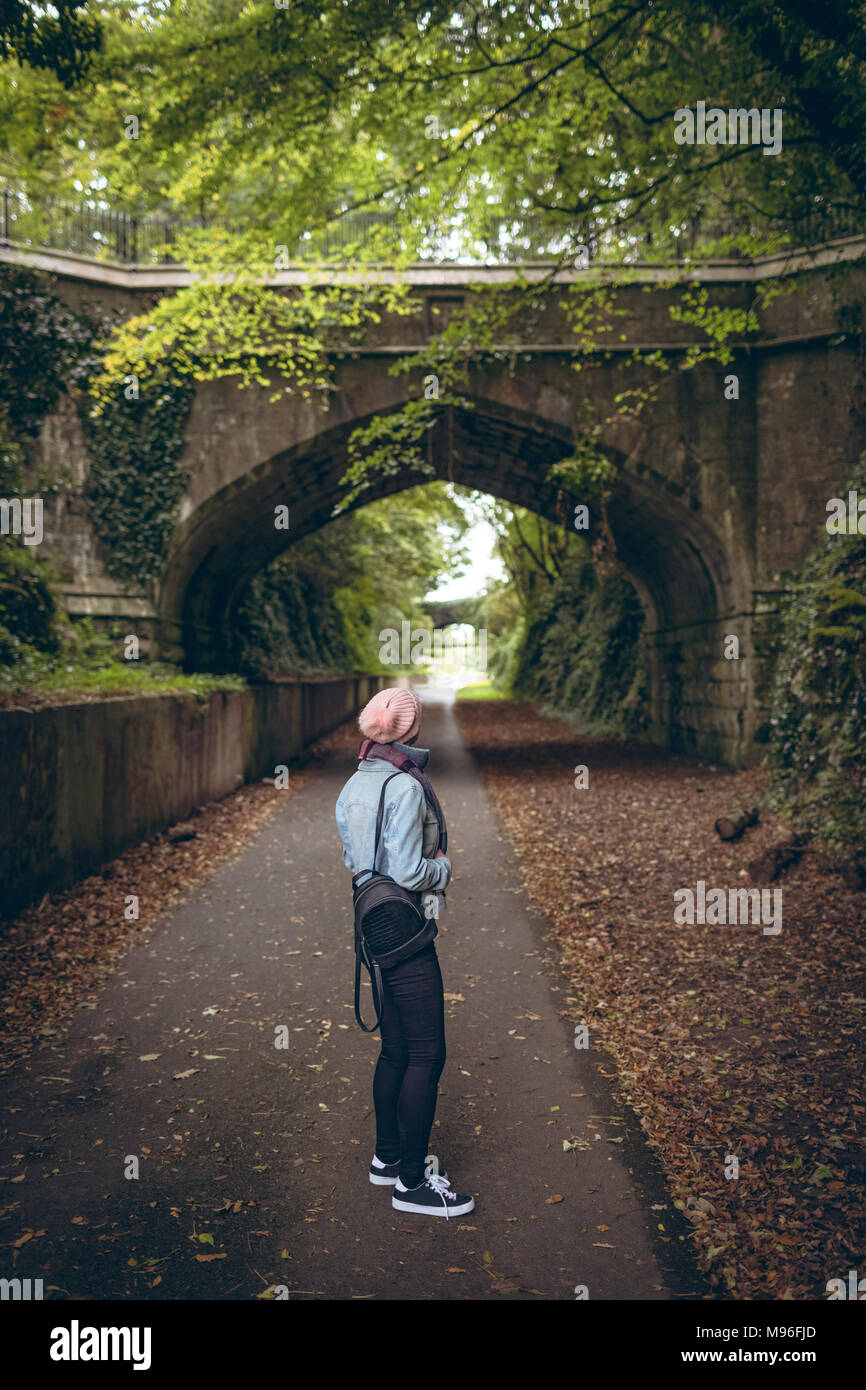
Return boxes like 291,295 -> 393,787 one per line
358,687 -> 421,744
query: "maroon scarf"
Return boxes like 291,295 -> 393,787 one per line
358,738 -> 447,854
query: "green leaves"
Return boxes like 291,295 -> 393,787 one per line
0,543 -> 61,669
234,482 -> 471,678
766,451 -> 866,849
4,0 -> 864,269
88,267 -> 411,406
808,1164 -> 836,1185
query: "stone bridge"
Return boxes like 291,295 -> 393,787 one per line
5,237 -> 865,765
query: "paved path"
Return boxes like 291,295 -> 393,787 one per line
0,690 -> 701,1300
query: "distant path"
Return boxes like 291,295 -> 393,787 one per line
0,690 -> 700,1300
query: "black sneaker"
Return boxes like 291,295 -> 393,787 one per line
392,1173 -> 475,1219
369,1156 -> 401,1186
370,1155 -> 450,1187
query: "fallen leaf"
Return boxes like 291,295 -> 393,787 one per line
12,1229 -> 44,1248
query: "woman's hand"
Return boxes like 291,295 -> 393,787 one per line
435,849 -> 446,858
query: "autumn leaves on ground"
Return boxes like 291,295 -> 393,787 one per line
455,701 -> 865,1302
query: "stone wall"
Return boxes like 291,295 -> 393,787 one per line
0,675 -> 383,921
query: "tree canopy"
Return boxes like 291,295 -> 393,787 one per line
2,1 -> 864,251
0,0 -> 102,89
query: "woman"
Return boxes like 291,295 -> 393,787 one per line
335,686 -> 475,1218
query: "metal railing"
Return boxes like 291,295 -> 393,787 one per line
0,188 -> 861,267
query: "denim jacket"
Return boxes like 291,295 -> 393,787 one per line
335,742 -> 452,896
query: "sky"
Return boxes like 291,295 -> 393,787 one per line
426,513 -> 506,602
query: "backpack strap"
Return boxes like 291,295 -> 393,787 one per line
350,771 -> 403,889
354,926 -> 385,1033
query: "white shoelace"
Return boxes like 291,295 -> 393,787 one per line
426,1172 -> 457,1217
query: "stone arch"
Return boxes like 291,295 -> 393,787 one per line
157,391 -> 748,761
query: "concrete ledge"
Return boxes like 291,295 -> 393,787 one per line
2,236 -> 863,287
0,674 -> 383,920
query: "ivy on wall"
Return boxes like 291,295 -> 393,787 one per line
0,264 -> 197,592
79,378 -> 195,589
513,557 -> 649,736
235,539 -> 356,677
0,264 -> 92,492
0,266 -> 86,670
474,511 -> 649,737
766,452 -> 866,849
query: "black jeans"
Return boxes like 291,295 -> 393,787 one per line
372,942 -> 446,1188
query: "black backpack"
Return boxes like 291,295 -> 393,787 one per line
351,772 -> 439,1032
